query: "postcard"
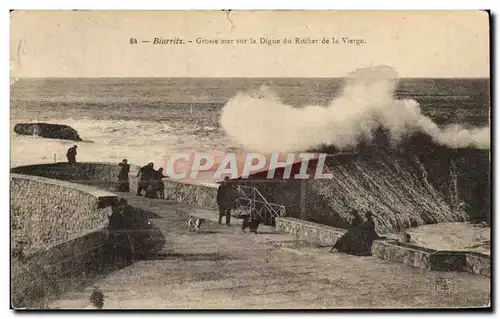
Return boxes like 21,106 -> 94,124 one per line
10,10 -> 491,310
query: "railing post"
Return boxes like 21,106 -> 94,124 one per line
300,180 -> 306,220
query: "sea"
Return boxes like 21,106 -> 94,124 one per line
10,76 -> 491,232
10,77 -> 490,168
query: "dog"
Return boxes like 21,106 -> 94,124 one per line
242,215 -> 260,234
187,215 -> 205,232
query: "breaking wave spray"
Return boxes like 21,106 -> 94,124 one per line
220,65 -> 489,153
219,65 -> 490,233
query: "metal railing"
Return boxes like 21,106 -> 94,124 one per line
233,185 -> 286,220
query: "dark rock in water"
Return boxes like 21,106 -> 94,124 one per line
13,123 -> 82,141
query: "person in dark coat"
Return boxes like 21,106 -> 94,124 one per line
331,210 -> 381,255
154,167 -> 167,199
217,177 -> 234,226
106,199 -> 135,262
330,209 -> 366,254
117,159 -> 130,192
144,171 -> 158,199
66,145 -> 77,164
363,211 -> 376,232
361,211 -> 380,251
136,162 -> 154,196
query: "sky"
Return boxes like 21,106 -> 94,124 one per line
10,10 -> 490,78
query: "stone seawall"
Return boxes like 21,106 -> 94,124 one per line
11,162 -> 140,190
10,172 -> 124,308
371,240 -> 435,270
275,217 -> 490,278
128,175 -> 219,209
11,226 -> 109,309
164,180 -> 219,209
10,164 -> 171,308
465,252 -> 491,278
275,217 -> 347,247
371,240 -> 491,277
11,174 -> 117,250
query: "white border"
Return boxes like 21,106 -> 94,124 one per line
2,1 -> 497,318
3,1 -> 500,10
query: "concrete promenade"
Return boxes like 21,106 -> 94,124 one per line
49,193 -> 490,309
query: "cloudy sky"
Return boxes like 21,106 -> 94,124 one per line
10,10 -> 490,78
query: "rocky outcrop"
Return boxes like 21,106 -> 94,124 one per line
14,123 -> 82,141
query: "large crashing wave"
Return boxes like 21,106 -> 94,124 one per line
220,65 -> 489,152
219,65 -> 490,233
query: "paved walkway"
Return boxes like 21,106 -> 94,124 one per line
49,194 -> 491,309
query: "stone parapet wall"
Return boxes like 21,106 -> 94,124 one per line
275,217 -> 347,247
11,174 -> 117,249
11,162 -> 140,190
163,179 -> 219,209
11,227 -> 109,309
465,252 -> 491,278
371,240 -> 491,277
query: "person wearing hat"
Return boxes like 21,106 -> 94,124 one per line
153,167 -> 167,199
117,159 -> 130,192
106,199 -> 136,262
66,145 -> 77,164
217,176 -> 234,226
136,162 -> 155,196
330,209 -> 365,254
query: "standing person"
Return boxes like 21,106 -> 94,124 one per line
361,211 -> 379,251
136,162 -> 154,196
117,159 -> 130,192
217,176 -> 234,226
144,181 -> 157,199
107,199 -> 136,261
154,167 -> 167,199
66,145 -> 77,164
363,211 -> 376,232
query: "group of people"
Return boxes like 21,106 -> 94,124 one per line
65,149 -> 255,230
136,162 -> 167,199
116,160 -> 166,199
65,148 -> 166,199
